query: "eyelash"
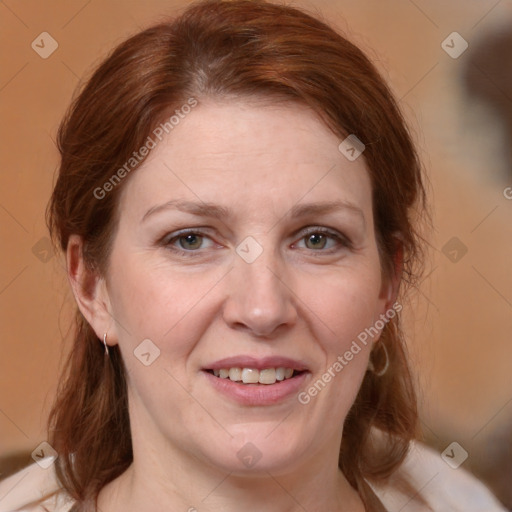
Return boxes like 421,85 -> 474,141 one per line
161,226 -> 352,257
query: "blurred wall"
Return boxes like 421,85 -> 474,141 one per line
1,0 -> 511,506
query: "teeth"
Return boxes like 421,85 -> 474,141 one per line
258,368 -> 276,384
211,367 -> 298,385
275,367 -> 286,381
229,367 -> 242,381
241,368 -> 259,384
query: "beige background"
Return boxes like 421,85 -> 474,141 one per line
1,0 -> 511,507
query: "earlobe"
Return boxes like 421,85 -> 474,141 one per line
66,234 -> 113,341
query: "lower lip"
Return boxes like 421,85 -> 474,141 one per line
202,370 -> 309,406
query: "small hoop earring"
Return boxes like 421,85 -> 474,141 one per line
103,332 -> 109,356
368,342 -> 389,376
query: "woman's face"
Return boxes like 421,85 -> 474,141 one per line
87,99 -> 396,476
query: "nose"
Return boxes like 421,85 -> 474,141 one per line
222,243 -> 298,338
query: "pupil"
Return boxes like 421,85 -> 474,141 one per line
181,234 -> 201,249
308,233 -> 325,249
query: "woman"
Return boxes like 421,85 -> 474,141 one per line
0,0 -> 506,510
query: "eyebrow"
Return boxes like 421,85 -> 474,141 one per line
141,199 -> 365,225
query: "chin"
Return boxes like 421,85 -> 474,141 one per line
198,429 -> 311,476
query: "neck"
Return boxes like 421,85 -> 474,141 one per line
97,393 -> 365,512
98,441 -> 364,512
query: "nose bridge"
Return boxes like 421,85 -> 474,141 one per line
242,242 -> 281,296
223,234 -> 296,336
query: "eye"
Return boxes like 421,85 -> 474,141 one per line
160,226 -> 351,258
162,229 -> 216,255
294,227 -> 351,252
176,233 -> 204,250
303,232 -> 331,250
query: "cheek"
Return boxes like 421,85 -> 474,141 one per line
107,252 -> 226,358
294,262 -> 383,409
296,275 -> 380,414
300,264 -> 384,350
106,255 -> 218,417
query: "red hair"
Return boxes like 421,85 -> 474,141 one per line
46,0 -> 428,508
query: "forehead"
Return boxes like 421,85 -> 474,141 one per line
118,99 -> 373,225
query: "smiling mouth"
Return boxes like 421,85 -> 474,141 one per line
205,367 -> 306,385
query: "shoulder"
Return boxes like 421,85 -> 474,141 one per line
370,440 -> 507,511
0,463 -> 75,512
1,444 -> 506,512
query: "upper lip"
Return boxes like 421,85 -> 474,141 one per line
204,355 -> 310,372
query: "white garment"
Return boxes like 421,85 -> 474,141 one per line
0,441 -> 507,511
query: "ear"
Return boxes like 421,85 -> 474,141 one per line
66,234 -> 114,345
378,233 -> 404,311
